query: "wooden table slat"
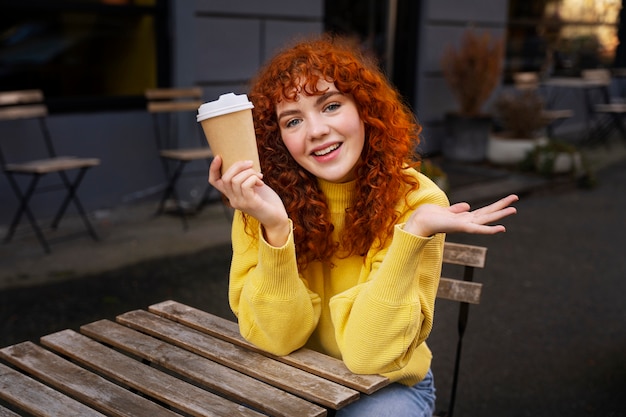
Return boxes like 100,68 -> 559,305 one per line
0,404 -> 20,417
0,342 -> 180,417
149,300 -> 390,394
0,362 -> 106,417
117,309 -> 359,409
39,330 -> 265,417
81,319 -> 327,417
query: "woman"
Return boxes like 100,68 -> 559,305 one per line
209,35 -> 517,416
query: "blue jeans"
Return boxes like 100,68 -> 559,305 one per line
335,368 -> 436,417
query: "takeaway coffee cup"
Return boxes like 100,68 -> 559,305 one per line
196,92 -> 260,173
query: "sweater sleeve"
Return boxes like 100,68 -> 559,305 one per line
228,211 -> 322,356
329,181 -> 449,375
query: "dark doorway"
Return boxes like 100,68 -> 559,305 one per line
324,0 -> 421,107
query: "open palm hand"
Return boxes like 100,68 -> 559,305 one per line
406,194 -> 519,237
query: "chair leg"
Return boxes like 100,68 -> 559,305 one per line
587,113 -> 621,148
155,159 -> 189,230
3,173 -> 51,253
51,168 -> 99,241
447,266 -> 475,417
610,113 -> 626,143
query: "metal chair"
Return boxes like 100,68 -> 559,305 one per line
146,87 -> 221,230
0,90 -> 101,253
581,69 -> 626,145
434,242 -> 488,417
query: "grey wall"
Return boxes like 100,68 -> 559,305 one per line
0,0 -> 592,227
0,0 -> 323,225
415,0 -> 509,155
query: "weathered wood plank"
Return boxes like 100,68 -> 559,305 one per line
0,362 -> 106,417
149,300 -> 390,394
147,101 -> 203,113
117,309 -> 359,410
0,342 -> 180,417
145,87 -> 202,100
160,148 -> 213,161
145,87 -> 203,113
6,156 -> 100,174
0,404 -> 20,417
436,277 -> 483,304
81,319 -> 327,417
40,330 -> 265,417
443,242 -> 487,268
0,104 -> 47,121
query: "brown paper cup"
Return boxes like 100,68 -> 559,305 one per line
197,93 -> 260,173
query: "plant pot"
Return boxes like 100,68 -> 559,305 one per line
443,113 -> 492,162
536,150 -> 583,174
487,134 -> 548,165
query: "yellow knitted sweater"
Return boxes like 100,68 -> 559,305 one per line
228,168 -> 449,386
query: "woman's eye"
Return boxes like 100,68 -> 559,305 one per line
285,118 -> 301,128
324,102 -> 340,112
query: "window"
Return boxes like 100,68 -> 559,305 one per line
506,0 -> 621,80
0,0 -> 170,113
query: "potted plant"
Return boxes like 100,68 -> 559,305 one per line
441,28 -> 504,162
487,89 -> 550,165
521,140 -> 586,176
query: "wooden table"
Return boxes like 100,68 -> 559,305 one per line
0,300 -> 390,417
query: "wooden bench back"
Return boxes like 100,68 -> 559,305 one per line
438,242 -> 486,305
145,87 -> 203,113
0,90 -> 47,121
512,71 -> 540,90
0,90 -> 56,167
582,68 -> 612,85
435,241 -> 488,417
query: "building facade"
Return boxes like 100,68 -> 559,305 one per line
2,0 -> 597,225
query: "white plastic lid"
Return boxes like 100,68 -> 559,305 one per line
196,92 -> 254,122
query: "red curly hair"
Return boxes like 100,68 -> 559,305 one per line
249,34 -> 422,271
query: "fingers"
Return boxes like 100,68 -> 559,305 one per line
214,160 -> 264,209
448,202 -> 471,213
475,224 -> 507,234
486,194 -> 519,212
457,194 -> 519,234
208,155 -> 223,186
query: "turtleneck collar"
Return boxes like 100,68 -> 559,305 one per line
317,178 -> 357,213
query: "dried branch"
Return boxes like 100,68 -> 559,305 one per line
441,29 -> 504,116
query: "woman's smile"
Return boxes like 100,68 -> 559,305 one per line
312,142 -> 342,158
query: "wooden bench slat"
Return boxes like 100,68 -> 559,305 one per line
442,242 -> 487,268
0,362 -> 106,417
81,319 -> 326,417
0,404 -> 20,417
117,309 -> 359,410
160,148 -> 213,161
0,104 -> 47,120
145,87 -> 202,100
0,342 -> 180,417
40,330 -> 265,417
595,103 -> 626,113
149,300 -> 390,394
147,101 -> 203,113
6,156 -> 101,174
437,277 -> 483,304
